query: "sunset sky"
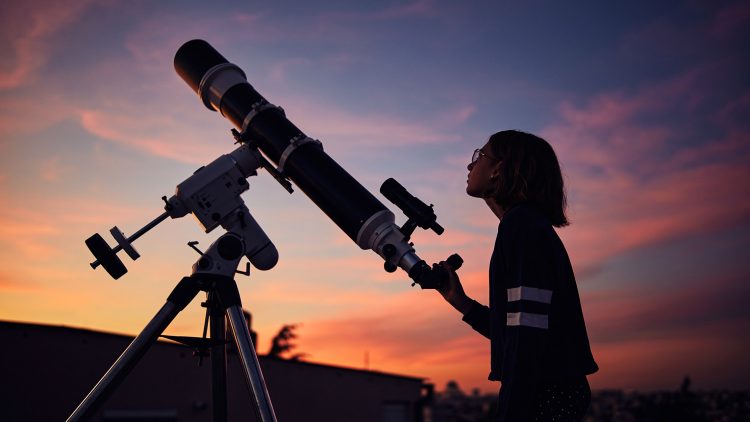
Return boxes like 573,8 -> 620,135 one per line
1,0 -> 749,394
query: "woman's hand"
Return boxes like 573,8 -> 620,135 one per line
437,262 -> 475,315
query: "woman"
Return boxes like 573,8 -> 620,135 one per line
439,130 -> 598,422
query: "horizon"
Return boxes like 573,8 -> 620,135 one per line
1,0 -> 749,395
0,317 -> 737,394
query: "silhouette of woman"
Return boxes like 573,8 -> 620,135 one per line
439,130 -> 598,422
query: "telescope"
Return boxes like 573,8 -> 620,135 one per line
88,40 -> 459,287
173,39 -> 461,288
71,39 -> 463,422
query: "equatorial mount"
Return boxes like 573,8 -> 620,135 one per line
85,142 -> 279,280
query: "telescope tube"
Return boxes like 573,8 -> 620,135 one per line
174,40 -> 391,249
173,40 -> 464,288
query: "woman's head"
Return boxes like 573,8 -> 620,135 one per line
467,130 -> 569,227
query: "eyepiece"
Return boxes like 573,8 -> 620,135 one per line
380,178 -> 443,235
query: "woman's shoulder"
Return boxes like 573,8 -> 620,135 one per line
500,203 -> 559,243
502,203 -> 551,229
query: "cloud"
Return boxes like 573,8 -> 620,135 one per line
584,272 -> 750,344
710,1 -> 750,40
0,196 -> 148,259
0,88 -> 74,138
541,62 -> 750,276
0,2 -> 474,167
0,206 -> 62,257
283,255 -> 749,390
591,325 -> 750,390
0,271 -> 39,292
78,108 -> 227,164
620,2 -> 750,60
294,290 -> 490,378
0,0 -> 96,90
75,87 -> 468,165
341,0 -> 438,21
268,57 -> 312,82
277,96 -> 461,149
248,265 -> 496,388
39,156 -> 74,182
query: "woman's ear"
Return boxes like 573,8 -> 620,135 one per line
490,162 -> 502,180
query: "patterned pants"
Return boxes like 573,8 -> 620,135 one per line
531,377 -> 591,422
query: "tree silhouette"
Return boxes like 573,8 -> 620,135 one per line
266,324 -> 307,360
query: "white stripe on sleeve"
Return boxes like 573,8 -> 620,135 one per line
506,312 -> 549,329
507,286 -> 553,304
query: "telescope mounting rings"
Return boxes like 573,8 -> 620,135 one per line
240,100 -> 284,134
278,134 -> 322,174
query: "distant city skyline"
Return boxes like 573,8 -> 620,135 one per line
1,0 -> 749,394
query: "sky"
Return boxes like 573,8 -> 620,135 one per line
1,0 -> 749,395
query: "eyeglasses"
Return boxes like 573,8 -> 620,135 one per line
471,148 -> 498,164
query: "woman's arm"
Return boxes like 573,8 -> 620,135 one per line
438,263 -> 491,339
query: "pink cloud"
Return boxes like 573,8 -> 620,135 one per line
0,91 -> 73,137
0,271 -> 41,292
584,273 -> 750,343
293,292 -> 495,388
370,0 -> 437,20
281,259 -> 750,391
559,159 -> 750,276
308,0 -> 439,32
277,97 -> 458,150
122,11 -> 266,68
268,57 -> 312,82
0,207 -> 62,257
78,108 -> 227,164
0,4 -> 471,165
590,327 -> 750,390
711,1 -> 750,40
0,195 -> 148,259
541,64 -> 750,276
620,3 -> 749,60
0,0 -> 96,90
245,265 -> 496,389
39,156 -> 74,182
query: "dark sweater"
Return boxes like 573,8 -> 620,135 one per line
462,204 -> 598,421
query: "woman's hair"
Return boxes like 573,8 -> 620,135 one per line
486,130 -> 569,227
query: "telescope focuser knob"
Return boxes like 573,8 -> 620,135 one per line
407,253 -> 464,289
445,253 -> 463,271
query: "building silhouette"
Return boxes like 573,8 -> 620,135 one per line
1,320 -> 427,421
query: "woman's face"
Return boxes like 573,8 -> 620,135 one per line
466,142 -> 501,198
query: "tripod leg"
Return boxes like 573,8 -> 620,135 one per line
67,277 -> 201,422
209,291 -> 228,422
213,279 -> 277,422
227,305 -> 277,422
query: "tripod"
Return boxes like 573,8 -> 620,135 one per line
67,233 -> 277,422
